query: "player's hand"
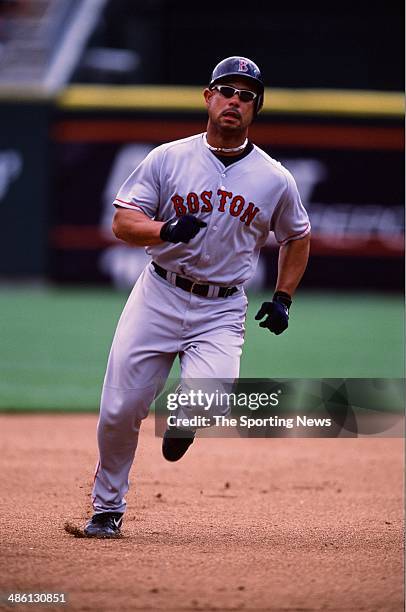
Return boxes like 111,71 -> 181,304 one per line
160,215 -> 207,244
255,292 -> 292,335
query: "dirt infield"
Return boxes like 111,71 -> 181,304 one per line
0,415 -> 404,612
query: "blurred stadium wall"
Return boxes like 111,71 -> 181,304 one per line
0,0 -> 404,291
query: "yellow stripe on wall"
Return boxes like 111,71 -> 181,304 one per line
57,85 -> 404,118
267,88 -> 404,117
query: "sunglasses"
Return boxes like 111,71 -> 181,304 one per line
211,84 -> 257,103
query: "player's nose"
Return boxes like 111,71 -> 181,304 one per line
228,95 -> 240,107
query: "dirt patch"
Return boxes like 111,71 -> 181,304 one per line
0,414 -> 404,611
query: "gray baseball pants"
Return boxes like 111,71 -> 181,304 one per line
92,263 -> 247,514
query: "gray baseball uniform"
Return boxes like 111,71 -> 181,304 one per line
92,132 -> 310,514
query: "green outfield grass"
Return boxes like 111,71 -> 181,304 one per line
0,286 -> 403,410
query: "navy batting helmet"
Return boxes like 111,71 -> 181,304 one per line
209,56 -> 264,113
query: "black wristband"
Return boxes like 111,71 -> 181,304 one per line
273,291 -> 292,310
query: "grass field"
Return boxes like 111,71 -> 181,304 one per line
0,286 -> 403,410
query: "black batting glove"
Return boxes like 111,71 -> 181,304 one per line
160,214 -> 207,244
255,291 -> 292,335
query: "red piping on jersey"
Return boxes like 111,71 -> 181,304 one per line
115,198 -> 144,211
279,223 -> 311,245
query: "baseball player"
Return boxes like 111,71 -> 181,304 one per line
84,56 -> 311,538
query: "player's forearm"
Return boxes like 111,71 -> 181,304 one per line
112,209 -> 165,246
275,233 -> 311,296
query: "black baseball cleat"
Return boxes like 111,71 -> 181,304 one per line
162,427 -> 195,462
84,512 -> 123,538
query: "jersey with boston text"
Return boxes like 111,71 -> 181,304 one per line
113,133 -> 310,286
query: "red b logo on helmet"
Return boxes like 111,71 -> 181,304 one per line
238,59 -> 249,72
